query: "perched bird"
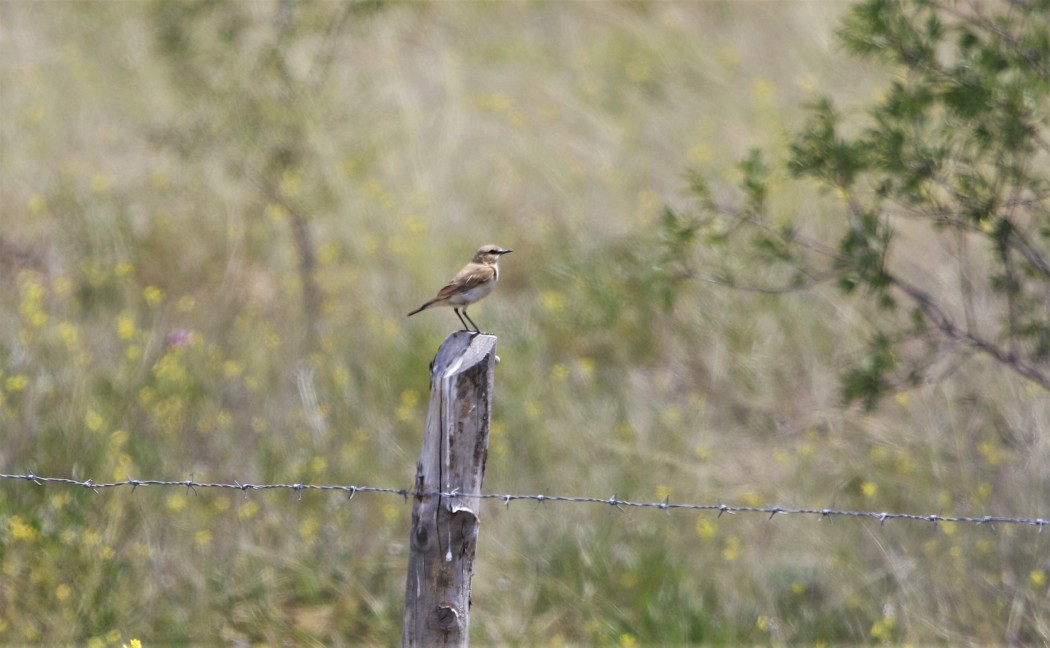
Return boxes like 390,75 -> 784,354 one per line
407,244 -> 512,333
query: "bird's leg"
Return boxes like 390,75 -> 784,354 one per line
461,308 -> 482,334
453,308 -> 473,333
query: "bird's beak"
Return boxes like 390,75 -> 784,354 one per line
498,249 -> 513,255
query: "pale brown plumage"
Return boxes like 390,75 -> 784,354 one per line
407,244 -> 512,333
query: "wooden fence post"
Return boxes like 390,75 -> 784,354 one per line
402,331 -> 497,647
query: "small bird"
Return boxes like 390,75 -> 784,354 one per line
407,244 -> 513,334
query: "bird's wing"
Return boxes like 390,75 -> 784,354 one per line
431,263 -> 496,301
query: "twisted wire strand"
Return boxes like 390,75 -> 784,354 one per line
2,473 -> 1046,529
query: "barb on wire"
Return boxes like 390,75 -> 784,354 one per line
1,473 -> 1046,530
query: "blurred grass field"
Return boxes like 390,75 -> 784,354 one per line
2,1 -> 1049,645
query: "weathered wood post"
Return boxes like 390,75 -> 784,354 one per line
402,331 -> 496,647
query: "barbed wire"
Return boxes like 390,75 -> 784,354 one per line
2,472 -> 1046,530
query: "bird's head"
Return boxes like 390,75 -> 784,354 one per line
473,244 -> 513,265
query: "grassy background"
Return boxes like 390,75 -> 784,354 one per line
2,1 -> 1048,645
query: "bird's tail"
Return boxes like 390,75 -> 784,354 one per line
406,303 -> 427,317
